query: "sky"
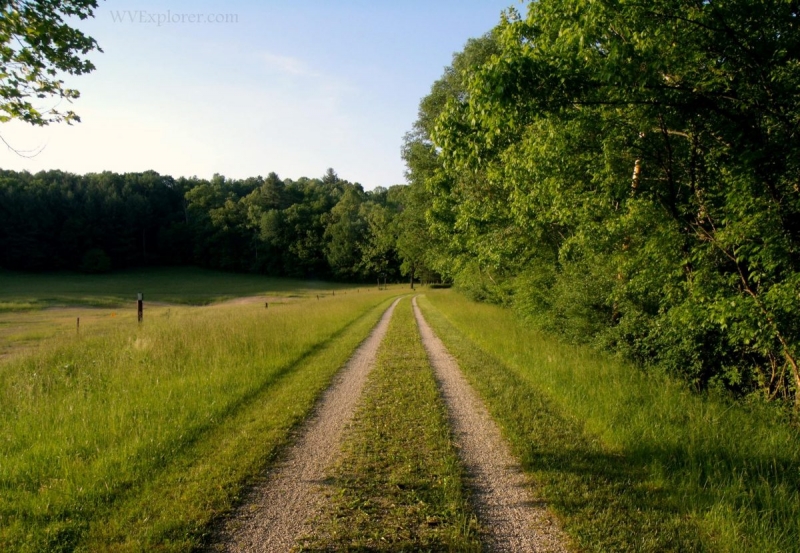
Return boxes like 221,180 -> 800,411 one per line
0,0 -> 519,189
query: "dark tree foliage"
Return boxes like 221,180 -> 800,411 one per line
0,169 -> 182,270
0,168 -> 415,282
406,0 -> 800,404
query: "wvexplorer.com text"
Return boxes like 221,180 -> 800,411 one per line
110,10 -> 238,26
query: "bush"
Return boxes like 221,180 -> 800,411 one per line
79,248 -> 112,273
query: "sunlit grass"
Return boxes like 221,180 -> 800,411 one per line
0,267 -> 387,359
0,302 -> 43,313
0,283 -> 399,551
420,290 -> 800,552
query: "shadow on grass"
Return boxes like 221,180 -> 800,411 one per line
422,307 -> 707,552
425,300 -> 800,552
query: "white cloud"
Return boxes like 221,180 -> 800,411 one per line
260,52 -> 320,78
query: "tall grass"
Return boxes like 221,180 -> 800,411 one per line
0,290 -> 397,551
0,265 -> 373,358
420,291 -> 800,552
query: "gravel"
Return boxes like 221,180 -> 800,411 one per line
412,297 -> 571,553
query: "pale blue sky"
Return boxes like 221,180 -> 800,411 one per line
1,0 -> 518,188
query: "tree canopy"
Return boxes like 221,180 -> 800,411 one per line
404,0 -> 800,404
0,168 -> 432,286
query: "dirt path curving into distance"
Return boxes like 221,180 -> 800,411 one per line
412,297 -> 570,553
209,298 -> 402,553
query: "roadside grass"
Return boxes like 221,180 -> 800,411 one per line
299,298 -> 481,552
0,266 -> 363,309
418,291 -> 800,553
0,289 -> 399,552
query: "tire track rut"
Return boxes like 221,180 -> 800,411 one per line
413,296 -> 569,553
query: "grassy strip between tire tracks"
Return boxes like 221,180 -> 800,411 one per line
418,291 -> 800,553
298,298 -> 481,552
1,292 -> 398,552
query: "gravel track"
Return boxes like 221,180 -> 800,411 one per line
412,297 -> 570,553
209,298 -> 401,553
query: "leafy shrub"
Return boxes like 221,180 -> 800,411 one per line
79,248 -> 112,273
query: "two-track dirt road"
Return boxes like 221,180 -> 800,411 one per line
209,296 -> 569,552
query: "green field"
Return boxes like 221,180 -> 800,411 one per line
2,271 -> 798,552
0,269 -> 400,551
0,267 -> 379,359
0,266 -> 359,310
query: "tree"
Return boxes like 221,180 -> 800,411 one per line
322,167 -> 339,185
1,0 -> 101,128
359,199 -> 399,282
392,183 -> 439,289
323,185 -> 367,279
417,0 -> 800,403
402,33 -> 502,295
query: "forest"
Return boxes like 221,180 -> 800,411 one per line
0,167 -> 432,284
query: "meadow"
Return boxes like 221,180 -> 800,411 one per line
0,267 -> 361,359
0,266 -> 354,309
0,269 -> 399,551
419,291 -> 800,552
4,268 -> 798,552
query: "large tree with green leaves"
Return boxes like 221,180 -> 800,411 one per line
1,0 -> 101,128
402,33 -> 501,294
415,0 -> 800,403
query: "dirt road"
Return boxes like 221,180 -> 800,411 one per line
413,297 -> 569,553
211,295 -> 568,552
209,298 -> 401,553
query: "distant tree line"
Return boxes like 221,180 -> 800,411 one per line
404,0 -> 800,405
0,167 -> 435,284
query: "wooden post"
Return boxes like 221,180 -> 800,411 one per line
137,292 -> 143,323
265,302 -> 268,309
77,317 -> 80,333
